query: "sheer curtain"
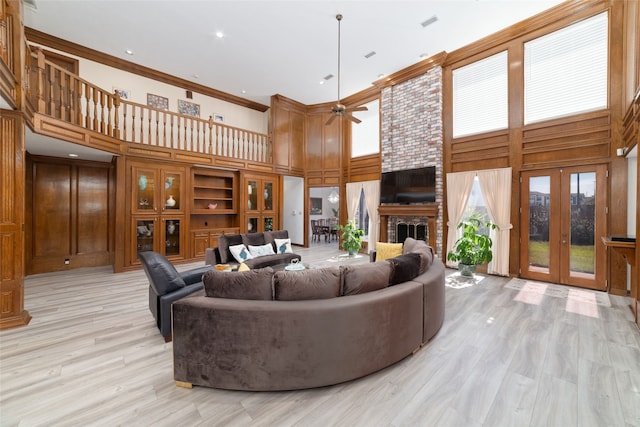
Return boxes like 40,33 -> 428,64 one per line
362,180 -> 380,252
345,182 -> 361,222
477,168 -> 512,276
445,171 -> 476,267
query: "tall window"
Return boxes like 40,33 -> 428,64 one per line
351,99 -> 380,158
452,51 -> 508,138
524,12 -> 608,124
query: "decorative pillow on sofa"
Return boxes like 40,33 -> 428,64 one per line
402,237 -> 434,273
274,238 -> 293,254
341,262 -> 391,296
274,267 -> 340,300
217,234 -> 244,264
388,253 -> 422,285
375,242 -> 403,262
229,244 -> 254,263
264,230 -> 289,252
248,243 -> 275,257
203,267 -> 274,300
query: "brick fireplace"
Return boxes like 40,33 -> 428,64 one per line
379,65 -> 444,255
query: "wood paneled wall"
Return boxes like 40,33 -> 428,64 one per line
442,0 -> 629,281
25,155 -> 114,275
0,110 -> 30,328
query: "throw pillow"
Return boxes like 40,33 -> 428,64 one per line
229,244 -> 254,263
264,230 -> 289,252
274,238 -> 293,254
248,243 -> 275,257
274,267 -> 340,300
217,234 -> 243,264
237,263 -> 250,271
388,253 -> 421,285
203,267 -> 273,300
375,242 -> 403,262
402,237 -> 434,273
341,262 -> 391,296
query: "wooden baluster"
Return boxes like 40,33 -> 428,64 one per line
154,109 -> 159,147
47,65 -> 55,116
84,83 -> 92,129
139,105 -> 145,144
91,87 -> 98,131
35,49 -> 46,113
106,93 -> 113,136
131,104 -> 137,143
207,116 -> 214,154
169,114 -> 174,148
146,107 -> 152,145
74,79 -> 82,125
188,118 -> 194,151
59,72 -> 68,121
113,92 -> 120,139
161,111 -> 167,147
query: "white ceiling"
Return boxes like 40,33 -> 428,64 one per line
23,0 -> 565,107
20,0 -> 565,161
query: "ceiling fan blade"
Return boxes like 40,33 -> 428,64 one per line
344,113 -> 362,124
350,106 -> 368,112
325,114 -> 337,126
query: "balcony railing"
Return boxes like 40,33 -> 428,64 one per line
28,48 -> 271,163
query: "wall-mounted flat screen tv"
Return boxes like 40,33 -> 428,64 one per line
380,166 -> 436,204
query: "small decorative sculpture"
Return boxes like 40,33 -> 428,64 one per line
167,220 -> 176,235
166,195 -> 176,207
207,203 -> 218,210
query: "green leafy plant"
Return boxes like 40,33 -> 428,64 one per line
447,213 -> 497,271
335,219 -> 365,255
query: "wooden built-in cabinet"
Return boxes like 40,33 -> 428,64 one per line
190,168 -> 240,258
243,174 -> 278,233
128,161 -> 186,264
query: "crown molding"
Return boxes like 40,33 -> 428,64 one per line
372,51 -> 447,90
24,27 -> 270,113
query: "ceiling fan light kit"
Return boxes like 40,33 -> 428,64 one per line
326,13 -> 367,126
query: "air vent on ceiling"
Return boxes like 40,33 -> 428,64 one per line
364,51 -> 376,59
323,74 -> 334,81
421,15 -> 438,28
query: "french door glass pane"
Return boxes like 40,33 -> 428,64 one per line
569,172 -> 595,275
529,176 -> 550,271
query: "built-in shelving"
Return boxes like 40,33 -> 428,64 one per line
191,170 -> 236,214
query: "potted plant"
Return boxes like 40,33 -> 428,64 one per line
447,213 -> 497,277
335,219 -> 365,256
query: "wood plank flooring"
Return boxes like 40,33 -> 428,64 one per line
1,243 -> 639,427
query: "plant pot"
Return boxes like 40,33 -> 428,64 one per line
348,248 -> 358,256
458,263 -> 476,277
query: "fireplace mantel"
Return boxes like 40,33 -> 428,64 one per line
378,204 -> 438,252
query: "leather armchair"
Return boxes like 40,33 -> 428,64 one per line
138,251 -> 212,341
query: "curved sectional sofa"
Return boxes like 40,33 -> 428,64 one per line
172,238 -> 445,391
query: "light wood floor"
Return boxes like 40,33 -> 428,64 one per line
1,244 -> 639,427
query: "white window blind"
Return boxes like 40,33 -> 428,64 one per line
524,12 -> 608,124
452,51 -> 508,138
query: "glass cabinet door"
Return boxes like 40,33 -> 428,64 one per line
263,216 -> 274,232
247,180 -> 258,211
264,181 -> 273,211
164,218 -> 181,257
163,171 -> 182,212
135,218 -> 157,262
133,168 -> 157,213
247,216 -> 259,234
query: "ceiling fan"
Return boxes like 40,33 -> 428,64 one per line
326,14 -> 368,126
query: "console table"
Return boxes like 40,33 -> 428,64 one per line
602,236 -> 637,322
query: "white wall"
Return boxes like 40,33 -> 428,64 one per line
627,145 -> 637,237
283,176 -> 304,245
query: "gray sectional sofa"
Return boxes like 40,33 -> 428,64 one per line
205,230 -> 301,269
172,238 -> 445,391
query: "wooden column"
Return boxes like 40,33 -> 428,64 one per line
0,110 -> 31,329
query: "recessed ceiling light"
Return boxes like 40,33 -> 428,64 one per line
192,74 -> 199,79
421,15 -> 438,28
215,31 -> 225,39
377,73 -> 385,79
125,49 -> 134,55
419,53 -> 429,59
319,81 -> 325,85
241,90 -> 246,94
68,153 -> 79,158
